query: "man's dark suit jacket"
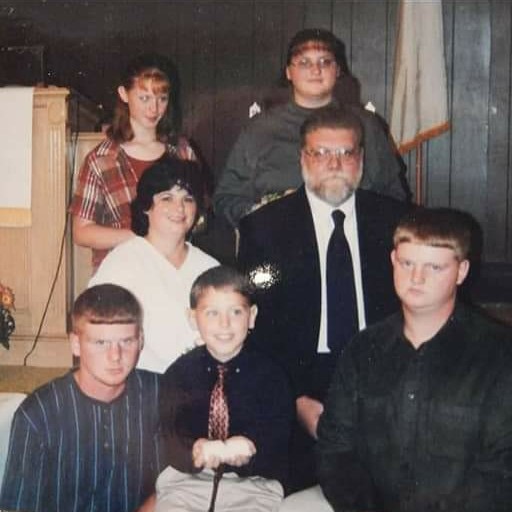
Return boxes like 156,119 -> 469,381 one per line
238,186 -> 409,401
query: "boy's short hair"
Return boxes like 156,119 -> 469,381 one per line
286,28 -> 349,74
300,106 -> 364,149
72,284 -> 143,333
190,266 -> 255,309
393,207 -> 473,261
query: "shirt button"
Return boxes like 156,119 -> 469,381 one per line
408,392 -> 415,400
104,442 -> 109,449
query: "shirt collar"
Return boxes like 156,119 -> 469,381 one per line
201,345 -> 247,372
305,186 -> 356,223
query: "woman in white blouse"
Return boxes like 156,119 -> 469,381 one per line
89,157 -> 218,373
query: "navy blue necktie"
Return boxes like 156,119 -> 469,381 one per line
326,210 -> 358,353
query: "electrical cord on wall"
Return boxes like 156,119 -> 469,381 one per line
22,208 -> 70,365
23,98 -> 81,366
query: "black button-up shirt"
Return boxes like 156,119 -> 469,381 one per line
159,345 -> 293,486
317,303 -> 512,512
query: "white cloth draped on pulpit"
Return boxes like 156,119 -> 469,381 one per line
0,86 -> 34,227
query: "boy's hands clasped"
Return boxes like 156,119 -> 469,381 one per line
192,436 -> 256,469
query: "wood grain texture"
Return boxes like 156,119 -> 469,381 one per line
0,0 -> 511,265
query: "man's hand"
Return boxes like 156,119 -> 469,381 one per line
296,395 -> 324,439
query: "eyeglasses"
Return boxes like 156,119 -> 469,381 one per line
303,146 -> 361,164
290,57 -> 336,71
87,337 -> 140,352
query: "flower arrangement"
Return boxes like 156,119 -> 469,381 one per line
0,282 -> 15,349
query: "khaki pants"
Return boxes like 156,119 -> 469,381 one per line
155,465 -> 283,512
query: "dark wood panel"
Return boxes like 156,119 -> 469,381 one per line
152,1 -> 178,59
0,0 -> 511,267
212,1 -> 254,175
281,0 -> 304,61
332,0 -> 353,68
99,2 -> 124,117
173,0 -> 195,133
425,0 -> 454,207
487,0 -> 511,261
182,1 -> 216,175
385,0 -> 398,119
253,0 -> 283,89
351,0 -> 389,114
450,1 -> 491,227
303,0 -> 332,30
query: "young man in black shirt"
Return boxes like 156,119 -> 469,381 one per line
282,207 -> 512,511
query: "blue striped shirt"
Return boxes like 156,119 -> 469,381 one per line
0,369 -> 162,512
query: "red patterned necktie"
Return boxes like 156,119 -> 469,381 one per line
208,364 -> 229,441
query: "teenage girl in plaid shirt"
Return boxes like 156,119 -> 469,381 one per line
71,53 -> 197,270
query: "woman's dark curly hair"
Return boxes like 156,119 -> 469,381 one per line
131,157 -> 204,236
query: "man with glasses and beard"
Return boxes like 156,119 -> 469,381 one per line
238,107 -> 409,492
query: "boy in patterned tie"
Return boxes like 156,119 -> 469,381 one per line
155,265 -> 293,512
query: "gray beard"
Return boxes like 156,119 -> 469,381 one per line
303,163 -> 363,207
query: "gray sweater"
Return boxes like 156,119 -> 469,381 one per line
214,100 -> 409,227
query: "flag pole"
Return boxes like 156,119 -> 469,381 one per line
415,142 -> 423,205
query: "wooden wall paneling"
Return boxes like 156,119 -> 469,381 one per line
332,0 -> 353,66
150,1 -> 178,59
212,1 -> 254,175
119,2 -> 159,51
253,0 -> 283,90
486,0 -> 511,261
425,0 -> 455,207
281,0 -> 305,63
332,0 -> 361,107
173,0 -> 196,136
507,9 -> 512,262
350,0 -> 389,115
95,0 -> 182,120
2,3 -> 46,49
18,2 -> 54,87
49,3 -> 79,91
2,0 -> 512,268
450,1 -> 491,235
384,1 -> 398,120
101,1 -> 130,117
303,0 -> 333,30
55,3 -> 106,111
0,4 -> 31,45
144,5 -> 163,49
182,1 -> 216,176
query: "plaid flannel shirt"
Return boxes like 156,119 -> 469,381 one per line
70,137 -> 195,269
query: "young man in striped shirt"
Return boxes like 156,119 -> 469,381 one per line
0,284 -> 162,512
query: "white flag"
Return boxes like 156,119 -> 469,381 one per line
390,0 -> 450,153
